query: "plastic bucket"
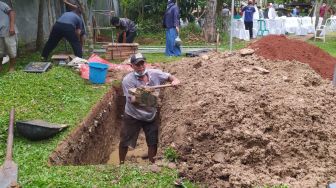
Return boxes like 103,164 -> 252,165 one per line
89,62 -> 108,84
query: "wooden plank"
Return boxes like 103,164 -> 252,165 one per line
105,43 -> 139,47
51,54 -> 71,60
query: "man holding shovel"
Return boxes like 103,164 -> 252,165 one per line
119,53 -> 180,164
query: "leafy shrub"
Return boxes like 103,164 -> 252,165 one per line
137,19 -> 164,34
164,147 -> 179,162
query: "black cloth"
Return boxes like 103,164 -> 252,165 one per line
263,8 -> 269,19
118,31 -> 137,43
119,113 -> 158,148
42,22 -> 82,59
244,21 -> 253,39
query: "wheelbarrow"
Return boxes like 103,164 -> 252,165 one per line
16,120 -> 68,141
0,108 -> 18,188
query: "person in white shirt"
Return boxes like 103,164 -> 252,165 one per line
253,2 -> 260,20
268,3 -> 277,19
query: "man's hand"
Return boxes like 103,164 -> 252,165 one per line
171,79 -> 180,86
168,75 -> 180,87
9,28 -> 15,36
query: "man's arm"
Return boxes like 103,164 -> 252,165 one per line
8,10 -> 15,36
76,29 -> 81,41
168,75 -> 180,86
122,78 -> 138,104
63,0 -> 78,10
80,34 -> 85,48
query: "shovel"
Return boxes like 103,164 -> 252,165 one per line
0,108 -> 18,188
146,84 -> 176,89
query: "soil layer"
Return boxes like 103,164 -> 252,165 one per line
249,35 -> 336,80
49,88 -> 120,165
160,51 -> 336,187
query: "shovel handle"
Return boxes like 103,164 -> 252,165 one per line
147,84 -> 176,89
6,108 -> 15,161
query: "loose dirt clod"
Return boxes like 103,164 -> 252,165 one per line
239,48 -> 255,56
159,50 -> 336,187
249,35 -> 336,80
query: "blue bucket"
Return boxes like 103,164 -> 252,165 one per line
89,62 -> 108,84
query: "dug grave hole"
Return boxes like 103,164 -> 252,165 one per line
48,84 -> 161,166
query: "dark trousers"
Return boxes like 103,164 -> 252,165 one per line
117,31 -> 137,43
42,22 -> 82,59
244,21 -> 253,39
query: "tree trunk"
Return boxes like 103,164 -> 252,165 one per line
47,0 -> 53,32
142,0 -> 144,20
314,0 -> 323,29
36,0 -> 45,51
203,0 -> 217,42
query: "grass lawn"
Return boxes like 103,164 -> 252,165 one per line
309,37 -> 336,57
0,51 -> 196,187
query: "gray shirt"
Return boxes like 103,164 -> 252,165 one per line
122,69 -> 170,122
222,8 -> 230,17
118,18 -> 136,33
0,1 -> 17,37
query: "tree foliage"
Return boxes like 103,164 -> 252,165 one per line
119,0 -> 209,23
179,0 -> 207,21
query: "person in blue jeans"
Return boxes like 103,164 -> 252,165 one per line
242,0 -> 255,39
163,0 -> 181,56
41,6 -> 85,60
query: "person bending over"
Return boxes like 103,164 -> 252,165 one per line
110,17 -> 137,43
41,6 -> 85,60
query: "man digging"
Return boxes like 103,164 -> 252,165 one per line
120,53 -> 180,164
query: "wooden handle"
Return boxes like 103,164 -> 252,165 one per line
6,108 -> 15,161
147,84 -> 175,89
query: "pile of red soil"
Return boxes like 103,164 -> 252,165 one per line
159,51 -> 336,187
249,35 -> 336,80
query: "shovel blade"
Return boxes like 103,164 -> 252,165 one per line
0,160 -> 18,188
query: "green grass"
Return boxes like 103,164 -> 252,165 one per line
144,53 -> 182,63
96,23 -> 247,51
0,51 -> 197,187
309,37 -> 336,57
164,147 -> 179,162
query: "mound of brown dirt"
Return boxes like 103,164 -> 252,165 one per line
249,35 -> 336,80
159,52 -> 336,187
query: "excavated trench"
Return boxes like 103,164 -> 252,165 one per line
48,87 -> 145,165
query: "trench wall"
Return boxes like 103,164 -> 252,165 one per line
49,88 -> 120,165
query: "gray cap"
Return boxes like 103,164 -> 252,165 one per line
130,53 -> 146,64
